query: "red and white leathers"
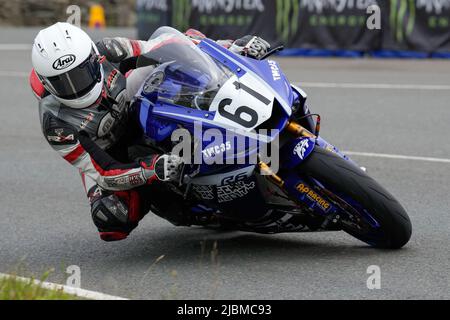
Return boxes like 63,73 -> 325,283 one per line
31,29 -> 233,193
30,27 -> 271,241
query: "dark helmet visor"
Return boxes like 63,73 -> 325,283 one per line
42,48 -> 101,100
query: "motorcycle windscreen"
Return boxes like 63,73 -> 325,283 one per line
136,27 -> 233,110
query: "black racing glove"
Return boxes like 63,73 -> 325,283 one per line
96,38 -> 128,63
230,35 -> 271,60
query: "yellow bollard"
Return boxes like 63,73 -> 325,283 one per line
88,4 -> 106,29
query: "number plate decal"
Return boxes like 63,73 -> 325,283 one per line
209,74 -> 274,131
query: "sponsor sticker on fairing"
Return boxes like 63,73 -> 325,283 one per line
267,60 -> 281,81
296,183 -> 331,212
293,138 -> 310,160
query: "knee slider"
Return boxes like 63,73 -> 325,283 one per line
91,194 -> 137,233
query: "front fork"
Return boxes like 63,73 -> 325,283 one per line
257,120 -> 315,185
257,120 -> 354,223
281,121 -> 358,167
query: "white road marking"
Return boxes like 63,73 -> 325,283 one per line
0,44 -> 32,50
0,70 -> 28,77
343,151 -> 450,164
0,273 -> 128,300
0,67 -> 449,92
295,82 -> 450,90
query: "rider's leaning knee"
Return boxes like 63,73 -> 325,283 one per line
89,187 -> 145,242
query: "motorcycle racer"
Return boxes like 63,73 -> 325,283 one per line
30,22 -> 271,241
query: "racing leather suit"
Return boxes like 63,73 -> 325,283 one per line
30,28 -> 271,241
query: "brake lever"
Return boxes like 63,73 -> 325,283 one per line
180,164 -> 202,200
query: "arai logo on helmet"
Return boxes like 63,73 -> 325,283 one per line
52,54 -> 76,70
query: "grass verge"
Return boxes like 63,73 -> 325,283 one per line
0,272 -> 80,300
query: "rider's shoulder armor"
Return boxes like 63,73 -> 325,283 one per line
39,61 -> 129,150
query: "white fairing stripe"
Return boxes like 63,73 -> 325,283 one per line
291,84 -> 307,99
202,41 -> 292,116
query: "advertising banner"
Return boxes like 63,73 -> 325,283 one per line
282,0 -> 381,51
382,0 -> 450,54
136,0 -> 450,56
170,0 -> 277,43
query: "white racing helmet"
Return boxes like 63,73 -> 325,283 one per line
31,22 -> 104,109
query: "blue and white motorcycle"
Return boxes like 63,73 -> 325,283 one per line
133,27 -> 411,249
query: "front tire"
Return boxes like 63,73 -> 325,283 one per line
296,147 -> 412,249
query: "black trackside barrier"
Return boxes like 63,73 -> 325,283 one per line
136,0 -> 450,58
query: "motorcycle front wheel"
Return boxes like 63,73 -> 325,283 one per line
296,147 -> 412,249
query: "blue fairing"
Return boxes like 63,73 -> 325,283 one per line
136,31 -> 355,185
133,29 -> 388,236
137,37 -> 295,162
315,136 -> 359,167
139,100 -> 177,142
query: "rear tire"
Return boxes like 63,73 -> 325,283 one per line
297,147 -> 412,249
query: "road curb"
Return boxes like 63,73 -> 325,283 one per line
0,273 -> 128,300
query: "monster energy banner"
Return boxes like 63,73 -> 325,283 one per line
136,0 -> 450,55
382,0 -> 450,53
277,0 -> 381,50
171,0 -> 275,42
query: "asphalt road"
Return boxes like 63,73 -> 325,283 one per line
0,28 -> 449,300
